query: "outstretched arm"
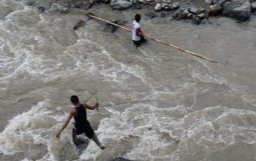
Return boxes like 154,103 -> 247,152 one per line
84,102 -> 99,111
56,109 -> 75,138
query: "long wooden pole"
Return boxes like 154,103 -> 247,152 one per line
89,14 -> 218,64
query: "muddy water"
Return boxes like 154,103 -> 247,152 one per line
0,0 -> 256,161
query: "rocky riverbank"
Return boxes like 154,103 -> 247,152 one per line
26,0 -> 256,25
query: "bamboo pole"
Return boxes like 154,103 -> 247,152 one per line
89,14 -> 218,64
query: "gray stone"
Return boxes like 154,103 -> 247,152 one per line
252,2 -> 256,11
187,13 -> 193,19
145,12 -> 158,19
160,12 -> 171,18
209,3 -> 222,15
49,3 -> 69,14
222,0 -> 251,21
199,8 -> 206,13
73,20 -> 86,30
205,0 -> 213,5
154,3 -> 162,11
198,13 -> 206,19
111,157 -> 132,161
192,15 -> 202,25
189,6 -> 200,14
111,0 -> 133,10
37,6 -> 45,13
181,9 -> 190,18
170,2 -> 180,10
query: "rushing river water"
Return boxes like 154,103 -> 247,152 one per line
1,0 -> 256,161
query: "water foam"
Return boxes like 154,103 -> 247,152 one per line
0,100 -> 80,160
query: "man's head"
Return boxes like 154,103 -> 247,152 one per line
135,14 -> 141,23
70,95 -> 79,105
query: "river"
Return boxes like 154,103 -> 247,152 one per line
0,0 -> 256,161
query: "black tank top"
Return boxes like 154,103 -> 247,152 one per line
74,104 -> 89,128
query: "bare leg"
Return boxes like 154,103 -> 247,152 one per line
72,128 -> 78,145
92,133 -> 105,150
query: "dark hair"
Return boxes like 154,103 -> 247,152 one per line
135,14 -> 141,22
70,95 -> 79,103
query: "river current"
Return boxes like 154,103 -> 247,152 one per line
1,0 -> 256,161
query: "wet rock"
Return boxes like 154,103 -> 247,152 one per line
162,0 -> 172,3
103,25 -> 117,33
187,12 -> 193,19
162,3 -> 171,10
170,2 -> 180,10
205,0 -> 213,5
26,1 -> 36,6
37,6 -> 45,13
111,157 -> 132,161
192,15 -> 202,25
49,3 -> 69,14
160,12 -> 171,18
138,0 -> 146,3
53,0 -> 72,8
102,0 -> 111,4
198,12 -> 206,19
205,0 -> 218,5
172,10 -> 181,19
172,8 -> 186,20
145,12 -> 158,19
218,0 -> 229,5
188,6 -> 200,14
222,0 -> 251,21
73,20 -> 86,30
46,0 -> 254,25
180,9 -> 190,19
132,2 -> 142,9
103,19 -> 126,33
251,2 -> 256,12
110,0 -> 133,10
114,19 -> 126,25
199,8 -> 206,14
209,3 -> 222,16
154,3 -> 162,11
76,2 -> 94,10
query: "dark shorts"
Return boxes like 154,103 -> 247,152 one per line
133,37 -> 147,47
75,122 -> 94,139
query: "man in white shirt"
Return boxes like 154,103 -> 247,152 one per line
132,14 -> 147,47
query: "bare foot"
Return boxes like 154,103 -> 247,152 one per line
100,146 -> 106,150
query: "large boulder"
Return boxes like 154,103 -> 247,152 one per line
110,0 -> 133,10
222,0 -> 251,21
252,2 -> 256,12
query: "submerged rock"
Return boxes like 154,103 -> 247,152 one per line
73,20 -> 86,30
37,6 -> 45,13
103,19 -> 126,33
111,157 -> 132,161
49,3 -> 69,14
145,12 -> 158,19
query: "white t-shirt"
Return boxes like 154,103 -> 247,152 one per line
132,20 -> 141,41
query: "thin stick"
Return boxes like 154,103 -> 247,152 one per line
99,99 -> 152,107
95,94 -> 99,111
89,14 -> 217,64
83,93 -> 96,104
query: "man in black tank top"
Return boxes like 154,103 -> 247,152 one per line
56,95 -> 105,150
